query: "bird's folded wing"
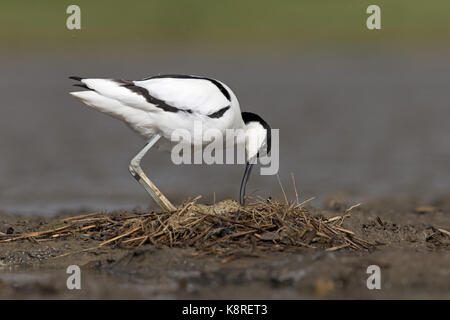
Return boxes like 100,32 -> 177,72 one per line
78,76 -> 231,116
134,77 -> 231,116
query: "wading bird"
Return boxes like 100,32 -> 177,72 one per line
69,75 -> 271,211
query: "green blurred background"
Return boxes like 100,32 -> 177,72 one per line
1,0 -> 449,49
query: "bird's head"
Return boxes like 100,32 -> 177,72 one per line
240,112 -> 271,205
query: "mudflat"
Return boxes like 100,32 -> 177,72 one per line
0,195 -> 448,299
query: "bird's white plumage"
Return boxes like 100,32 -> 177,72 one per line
70,90 -> 157,137
244,121 -> 268,160
81,79 -> 157,113
135,77 -> 231,115
69,75 -> 271,208
71,76 -> 245,143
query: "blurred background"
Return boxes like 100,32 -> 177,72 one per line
1,1 -> 449,214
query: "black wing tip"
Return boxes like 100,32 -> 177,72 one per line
73,83 -> 90,89
70,77 -> 93,90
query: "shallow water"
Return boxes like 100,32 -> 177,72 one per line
1,47 -> 450,214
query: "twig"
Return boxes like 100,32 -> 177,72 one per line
291,172 -> 299,204
345,203 -> 362,214
277,174 -> 289,205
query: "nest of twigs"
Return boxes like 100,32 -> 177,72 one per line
0,196 -> 375,260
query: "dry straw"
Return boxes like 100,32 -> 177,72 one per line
2,176 -> 402,260
0,196 -> 376,260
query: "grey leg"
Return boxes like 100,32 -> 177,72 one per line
129,134 -> 176,212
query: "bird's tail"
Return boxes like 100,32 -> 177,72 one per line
69,76 -> 133,121
69,76 -> 155,137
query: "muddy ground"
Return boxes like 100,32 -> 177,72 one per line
0,195 -> 448,299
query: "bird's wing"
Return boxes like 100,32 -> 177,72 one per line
72,75 -> 232,117
134,75 -> 232,116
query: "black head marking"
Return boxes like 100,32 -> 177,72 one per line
241,112 -> 271,154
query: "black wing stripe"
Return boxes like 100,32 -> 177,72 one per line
70,76 -> 229,116
143,74 -> 231,102
115,80 -> 192,114
208,106 -> 230,119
